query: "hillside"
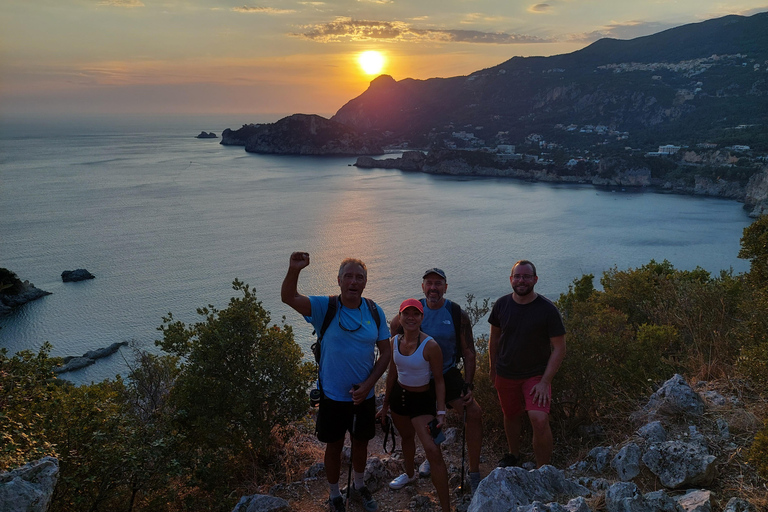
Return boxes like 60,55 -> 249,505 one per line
331,12 -> 768,148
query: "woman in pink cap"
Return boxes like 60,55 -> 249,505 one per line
379,298 -> 450,512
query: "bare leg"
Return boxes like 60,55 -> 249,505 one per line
412,415 -> 450,512
325,439 -> 344,484
351,437 -> 369,474
528,410 -> 553,467
449,396 -> 483,473
392,411 -> 417,477
503,412 -> 524,457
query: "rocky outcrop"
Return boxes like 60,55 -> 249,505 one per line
0,280 -> 51,316
0,456 -> 59,512
61,269 -> 95,282
196,131 -> 217,139
53,342 -> 128,374
354,151 -> 426,171
231,494 -> 290,512
744,168 -> 768,217
642,374 -> 705,418
221,114 -> 383,156
469,466 -> 589,512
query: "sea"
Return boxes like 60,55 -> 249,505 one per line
0,114 -> 754,385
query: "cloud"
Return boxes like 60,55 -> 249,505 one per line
567,19 -> 680,43
98,0 -> 144,6
528,3 -> 552,13
233,5 -> 296,14
294,17 -> 551,44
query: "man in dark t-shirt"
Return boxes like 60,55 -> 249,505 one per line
489,260 -> 566,468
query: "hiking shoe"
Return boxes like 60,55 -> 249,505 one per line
350,483 -> 378,512
389,472 -> 417,490
498,453 -> 519,467
329,495 -> 345,512
418,458 -> 431,477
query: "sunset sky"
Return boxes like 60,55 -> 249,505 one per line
1,1 -> 766,119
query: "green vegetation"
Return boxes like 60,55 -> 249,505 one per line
3,218 -> 768,510
1,280 -> 314,512
0,268 -> 24,295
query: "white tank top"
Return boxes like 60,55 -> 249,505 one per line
394,334 -> 433,387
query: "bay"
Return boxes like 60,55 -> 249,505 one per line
0,114 -> 753,384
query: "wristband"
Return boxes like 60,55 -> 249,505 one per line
437,411 -> 446,415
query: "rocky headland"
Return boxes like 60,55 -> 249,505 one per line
356,151 -> 768,218
221,114 -> 383,156
0,275 -> 51,316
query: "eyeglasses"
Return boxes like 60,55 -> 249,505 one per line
512,273 -> 535,281
338,305 -> 363,332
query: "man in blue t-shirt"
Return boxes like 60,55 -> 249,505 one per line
489,260 -> 566,469
282,252 -> 391,512
388,268 -> 484,495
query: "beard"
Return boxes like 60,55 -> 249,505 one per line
513,283 -> 534,296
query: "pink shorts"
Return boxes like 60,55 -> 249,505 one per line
495,374 -> 550,417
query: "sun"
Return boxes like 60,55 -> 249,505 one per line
358,50 -> 386,75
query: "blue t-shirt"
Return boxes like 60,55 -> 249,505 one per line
305,296 -> 389,402
420,298 -> 457,374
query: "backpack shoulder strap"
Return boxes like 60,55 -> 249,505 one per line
319,295 -> 339,340
364,297 -> 382,331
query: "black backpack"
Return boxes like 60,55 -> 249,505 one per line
310,295 -> 382,365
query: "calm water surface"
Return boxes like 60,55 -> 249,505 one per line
0,115 -> 753,384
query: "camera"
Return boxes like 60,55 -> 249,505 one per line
309,388 -> 321,407
428,418 -> 445,445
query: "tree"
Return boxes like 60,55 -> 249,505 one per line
157,279 -> 314,459
739,214 -> 768,285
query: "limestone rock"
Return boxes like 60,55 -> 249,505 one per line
605,482 -> 682,512
637,421 -> 666,443
0,456 -> 59,512
611,443 -> 641,481
231,494 -> 290,512
674,489 -> 711,512
469,465 -> 589,512
644,374 -> 705,418
61,269 -> 95,282
570,446 -> 612,474
53,342 -> 129,374
196,131 -> 217,139
723,497 -> 753,512
0,280 -> 51,316
641,441 -> 716,489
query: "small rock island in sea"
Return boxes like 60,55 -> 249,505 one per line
196,131 -> 217,139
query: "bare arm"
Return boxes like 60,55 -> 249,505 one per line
529,334 -> 566,407
459,309 -> 477,385
488,324 -> 501,389
378,337 -> 398,422
389,315 -> 401,336
353,336 -> 392,405
280,252 -> 312,317
425,338 -> 447,426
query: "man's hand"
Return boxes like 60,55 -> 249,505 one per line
350,384 -> 365,405
289,251 -> 310,271
530,380 -> 551,408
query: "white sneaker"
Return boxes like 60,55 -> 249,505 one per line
418,459 -> 431,477
389,472 -> 416,490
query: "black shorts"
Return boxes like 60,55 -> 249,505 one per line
316,396 -> 376,444
390,381 -> 437,418
430,366 -> 465,407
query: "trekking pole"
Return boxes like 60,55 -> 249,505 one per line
461,405 -> 467,495
346,385 -> 360,510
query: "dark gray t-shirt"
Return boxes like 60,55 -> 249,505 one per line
488,293 -> 566,379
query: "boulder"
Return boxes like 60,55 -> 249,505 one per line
570,446 -> 611,474
605,482 -> 682,512
674,490 -> 711,512
231,494 -> 290,512
641,441 -> 716,489
644,375 -> 705,418
61,269 -> 95,282
469,466 -> 589,512
611,443 -> 641,481
0,456 -> 59,512
637,421 -> 667,443
723,497 -> 753,512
